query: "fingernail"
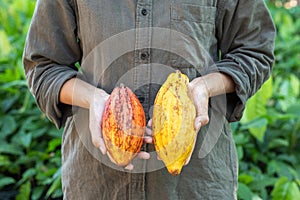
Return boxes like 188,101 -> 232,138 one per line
195,121 -> 201,131
100,147 -> 106,155
125,164 -> 134,171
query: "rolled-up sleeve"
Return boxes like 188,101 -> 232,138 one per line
23,0 -> 82,128
214,0 -> 276,122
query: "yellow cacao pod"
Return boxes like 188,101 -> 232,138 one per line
153,70 -> 196,175
101,84 -> 146,166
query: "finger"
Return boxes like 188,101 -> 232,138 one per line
90,124 -> 107,155
147,118 -> 152,128
145,126 -> 153,136
188,81 -> 209,127
194,101 -> 209,126
92,120 -> 108,154
156,154 -> 162,161
124,151 -> 150,171
195,114 -> 209,130
184,155 -> 191,166
137,151 -> 150,160
194,117 -> 202,131
125,163 -> 134,171
91,125 -> 106,154
98,139 -> 107,155
184,134 -> 198,166
144,135 -> 153,144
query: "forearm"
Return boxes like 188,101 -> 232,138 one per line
59,78 -> 108,109
191,72 -> 236,98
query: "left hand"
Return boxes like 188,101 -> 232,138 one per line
184,77 -> 210,165
146,77 -> 211,165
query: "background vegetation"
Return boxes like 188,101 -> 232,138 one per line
0,0 -> 299,199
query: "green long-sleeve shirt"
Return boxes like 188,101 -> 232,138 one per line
23,0 -> 275,199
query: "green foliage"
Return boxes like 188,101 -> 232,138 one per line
0,0 -> 62,199
271,177 -> 300,200
270,4 -> 300,77
241,78 -> 273,142
234,2 -> 300,199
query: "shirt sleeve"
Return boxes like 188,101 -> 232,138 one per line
213,0 -> 276,122
23,0 -> 82,129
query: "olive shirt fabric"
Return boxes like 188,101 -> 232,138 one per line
23,0 -> 275,199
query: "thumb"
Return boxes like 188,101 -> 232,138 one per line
194,115 -> 209,131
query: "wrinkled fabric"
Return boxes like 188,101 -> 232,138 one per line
23,0 -> 275,199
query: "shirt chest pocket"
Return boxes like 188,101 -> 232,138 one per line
170,4 -> 217,53
168,4 -> 217,76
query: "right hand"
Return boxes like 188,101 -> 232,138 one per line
89,88 -> 110,155
89,88 -> 151,170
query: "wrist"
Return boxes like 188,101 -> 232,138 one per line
198,72 -> 235,97
60,78 -> 109,109
188,76 -> 210,99
89,88 -> 109,108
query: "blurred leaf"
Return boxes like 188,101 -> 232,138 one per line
238,182 -> 254,200
268,161 -> 295,179
286,103 -> 300,116
47,138 -> 61,152
20,132 -> 32,148
0,177 -> 15,190
240,118 -> 268,142
45,176 -> 62,199
252,195 -> 263,200
271,177 -> 300,200
0,115 -> 17,136
250,177 -> 278,191
237,146 -> 244,160
31,186 -> 44,200
268,138 -> 289,149
0,30 -> 12,58
276,11 -> 295,39
15,181 -> 31,200
278,75 -> 300,111
0,142 -> 23,155
0,155 -> 10,167
16,168 -> 36,186
239,174 -> 254,184
241,78 -> 273,141
1,94 -> 19,113
0,80 -> 28,89
35,167 -> 62,198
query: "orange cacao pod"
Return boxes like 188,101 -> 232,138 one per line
101,84 -> 146,166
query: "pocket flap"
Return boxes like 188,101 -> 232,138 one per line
171,4 -> 216,24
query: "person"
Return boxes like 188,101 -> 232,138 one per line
23,0 -> 275,199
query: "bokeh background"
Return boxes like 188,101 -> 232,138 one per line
0,0 -> 299,199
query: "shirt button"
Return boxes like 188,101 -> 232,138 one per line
140,52 -> 149,60
141,8 -> 148,16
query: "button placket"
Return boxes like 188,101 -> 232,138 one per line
131,1 -> 153,199
134,0 -> 153,92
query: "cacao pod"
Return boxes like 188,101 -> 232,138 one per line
153,70 -> 196,175
101,84 -> 146,166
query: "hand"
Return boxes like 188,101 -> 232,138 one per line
89,88 -> 151,170
188,77 -> 210,130
89,88 -> 109,155
183,77 -> 210,165
146,77 -> 211,165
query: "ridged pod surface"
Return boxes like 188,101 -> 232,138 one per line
153,70 -> 196,175
101,84 -> 146,166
